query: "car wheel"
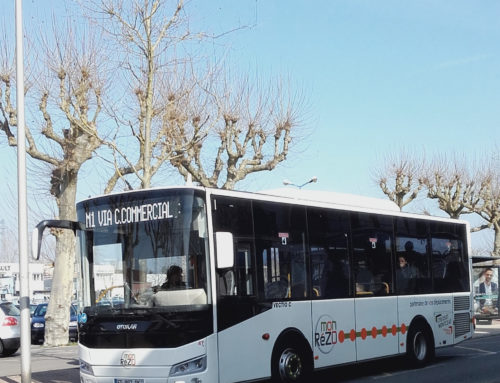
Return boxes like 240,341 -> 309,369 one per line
2,347 -> 18,357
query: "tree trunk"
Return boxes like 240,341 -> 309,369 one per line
44,171 -> 77,346
493,222 -> 500,257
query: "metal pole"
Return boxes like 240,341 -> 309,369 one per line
15,0 -> 31,381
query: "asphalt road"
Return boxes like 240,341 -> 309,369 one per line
1,322 -> 499,383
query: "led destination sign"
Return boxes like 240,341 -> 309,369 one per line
85,201 -> 174,228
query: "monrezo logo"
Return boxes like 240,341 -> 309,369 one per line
314,314 -> 337,354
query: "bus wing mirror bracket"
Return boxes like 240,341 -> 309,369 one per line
215,232 -> 234,269
31,220 -> 85,261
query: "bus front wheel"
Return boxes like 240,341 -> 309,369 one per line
406,321 -> 434,368
271,337 -> 312,382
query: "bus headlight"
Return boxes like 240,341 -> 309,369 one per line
169,356 -> 206,377
80,359 -> 94,376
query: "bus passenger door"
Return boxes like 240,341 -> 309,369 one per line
310,249 -> 356,367
217,242 -> 269,383
354,296 -> 399,361
312,299 -> 356,367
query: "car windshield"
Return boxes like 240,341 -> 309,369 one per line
76,189 -> 210,312
34,304 -> 76,317
0,302 -> 20,316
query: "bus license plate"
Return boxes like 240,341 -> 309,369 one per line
114,379 -> 144,383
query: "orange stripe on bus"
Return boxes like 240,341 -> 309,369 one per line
336,324 -> 407,343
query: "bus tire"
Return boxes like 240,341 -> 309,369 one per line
406,320 -> 435,368
271,334 -> 312,383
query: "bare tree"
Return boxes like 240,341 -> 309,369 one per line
85,0 -> 302,192
80,0 -> 207,193
465,167 -> 500,256
420,155 -> 480,220
168,74 -> 305,189
374,150 -> 424,210
0,23 -> 107,346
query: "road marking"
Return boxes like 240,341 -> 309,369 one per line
455,345 -> 497,355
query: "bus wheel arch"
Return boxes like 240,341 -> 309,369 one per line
271,328 -> 313,383
406,316 -> 435,368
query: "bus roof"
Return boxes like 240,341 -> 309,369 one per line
257,188 -> 401,212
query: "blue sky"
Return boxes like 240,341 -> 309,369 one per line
1,1 -> 499,251
188,1 -> 500,195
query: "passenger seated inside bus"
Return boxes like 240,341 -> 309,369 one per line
396,254 -> 417,294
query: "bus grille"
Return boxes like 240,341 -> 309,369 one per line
454,312 -> 470,338
453,296 -> 470,311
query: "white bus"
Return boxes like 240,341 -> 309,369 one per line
33,186 -> 473,383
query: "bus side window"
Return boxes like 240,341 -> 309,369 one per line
432,236 -> 468,293
351,212 -> 393,296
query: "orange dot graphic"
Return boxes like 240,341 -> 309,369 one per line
371,327 -> 377,339
391,324 -> 397,336
382,325 -> 388,337
339,330 -> 345,343
401,323 -> 407,335
350,329 -> 356,342
361,328 -> 367,340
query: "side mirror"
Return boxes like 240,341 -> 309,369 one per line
215,232 -> 234,269
31,226 -> 43,261
31,220 -> 84,260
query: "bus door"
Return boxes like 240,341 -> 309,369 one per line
308,209 -> 355,367
311,249 -> 355,367
217,241 -> 270,383
351,219 -> 399,361
354,295 -> 398,360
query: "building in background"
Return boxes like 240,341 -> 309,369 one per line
0,263 -> 47,303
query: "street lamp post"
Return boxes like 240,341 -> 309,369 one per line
15,0 -> 31,381
283,176 -> 318,189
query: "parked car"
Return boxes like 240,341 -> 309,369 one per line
31,303 -> 78,344
14,303 -> 38,317
0,302 -> 20,357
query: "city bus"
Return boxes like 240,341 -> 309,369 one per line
32,186 -> 473,383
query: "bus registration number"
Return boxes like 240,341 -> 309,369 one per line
114,379 -> 144,383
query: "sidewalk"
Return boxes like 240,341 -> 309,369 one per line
473,318 -> 500,338
0,345 -> 79,383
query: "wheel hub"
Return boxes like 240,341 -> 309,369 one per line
413,331 -> 427,360
279,348 -> 302,381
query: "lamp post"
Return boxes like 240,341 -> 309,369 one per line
283,176 -> 318,189
15,0 -> 31,381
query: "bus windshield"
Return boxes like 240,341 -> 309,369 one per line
76,189 -> 210,313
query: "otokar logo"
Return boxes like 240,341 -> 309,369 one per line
315,314 -> 337,354
116,323 -> 138,330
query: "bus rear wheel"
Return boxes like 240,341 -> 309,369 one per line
271,338 -> 312,382
406,321 -> 434,368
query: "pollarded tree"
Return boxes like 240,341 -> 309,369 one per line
0,25 -> 107,346
374,150 -> 424,211
465,167 -> 500,256
84,0 -> 303,192
169,74 -> 305,189
419,155 -> 481,220
81,0 -> 209,193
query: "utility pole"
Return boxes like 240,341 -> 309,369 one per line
15,0 -> 31,381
